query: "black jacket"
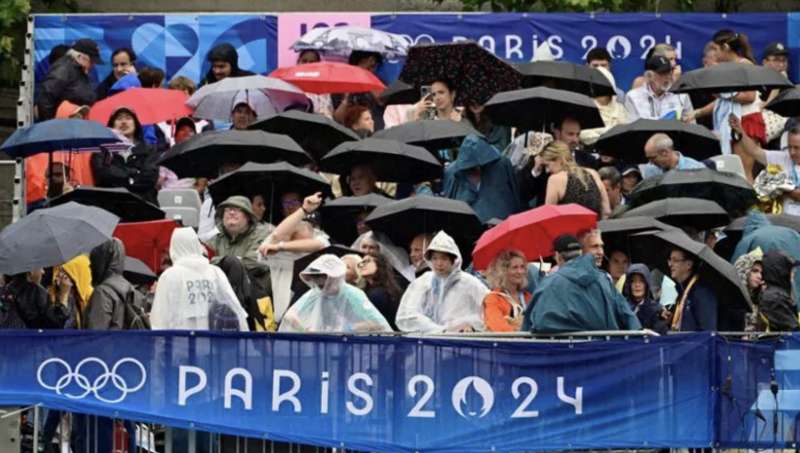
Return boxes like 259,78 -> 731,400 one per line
622,264 -> 669,335
90,143 -> 160,204
760,251 -> 799,332
36,56 -> 96,121
95,73 -> 119,101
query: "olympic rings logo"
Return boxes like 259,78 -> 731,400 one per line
36,357 -> 147,404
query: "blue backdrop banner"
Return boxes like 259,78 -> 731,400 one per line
0,331 -> 715,453
33,13 -> 793,94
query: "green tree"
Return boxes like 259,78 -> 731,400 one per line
442,0 -> 700,12
0,0 -> 31,86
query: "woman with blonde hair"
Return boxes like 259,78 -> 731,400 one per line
541,141 -> 611,218
482,249 -> 530,332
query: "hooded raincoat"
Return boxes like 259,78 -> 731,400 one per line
86,238 -> 144,330
208,196 -> 272,275
621,263 -> 668,335
48,254 -> 94,328
202,43 -> 255,86
732,211 -> 800,309
759,251 -> 799,331
443,135 -> 521,223
529,254 -> 641,333
279,254 -> 391,333
396,231 -> 489,333
352,231 -> 413,282
151,228 -> 248,331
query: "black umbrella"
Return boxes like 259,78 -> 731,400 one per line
379,79 -> 418,105
514,61 -> 615,97
157,130 -> 312,178
48,187 -> 165,222
715,213 -> 800,261
627,168 -> 757,217
364,196 -> 483,251
319,194 -> 393,245
319,139 -> 442,183
399,42 -> 522,105
123,256 -> 157,286
597,216 -> 675,255
248,111 -> 359,162
595,119 -> 721,163
620,198 -> 731,231
208,162 -> 331,222
764,87 -> 800,117
290,245 -> 363,297
0,202 -> 119,275
628,228 -> 751,312
371,120 -> 482,153
670,62 -> 793,94
485,86 -> 604,131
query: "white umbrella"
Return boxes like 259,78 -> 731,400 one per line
291,25 -> 410,60
187,75 -> 310,121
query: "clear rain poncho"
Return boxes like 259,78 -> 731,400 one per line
395,231 -> 489,333
150,227 -> 248,331
279,254 -> 392,333
351,231 -> 414,282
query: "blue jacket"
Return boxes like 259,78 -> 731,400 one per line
732,211 -> 800,309
527,255 -> 642,333
674,277 -> 718,332
443,134 -> 520,223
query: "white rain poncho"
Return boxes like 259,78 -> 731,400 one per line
279,254 -> 392,333
396,231 -> 488,333
150,227 -> 248,331
351,231 -> 414,282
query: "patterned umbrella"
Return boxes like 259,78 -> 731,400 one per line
291,25 -> 410,60
399,42 -> 522,105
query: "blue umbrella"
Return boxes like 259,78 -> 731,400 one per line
0,119 -> 121,158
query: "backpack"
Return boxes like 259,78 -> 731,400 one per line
102,275 -> 151,330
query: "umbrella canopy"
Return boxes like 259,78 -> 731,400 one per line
372,120 -> 483,153
485,86 -> 604,131
290,245 -> 363,295
597,216 -> 675,255
364,196 -> 483,251
628,228 -> 751,312
515,61 -> 615,97
627,168 -> 757,216
208,162 -> 331,218
670,62 -> 793,94
399,42 -> 521,105
1,119 -> 122,158
472,203 -> 598,270
319,139 -> 442,183
123,256 -> 157,286
157,129 -> 312,178
270,62 -> 385,94
88,88 -> 193,125
595,119 -> 721,163
48,187 -> 165,222
379,79 -> 418,105
620,198 -> 731,231
186,75 -> 310,121
291,25 -> 410,59
114,219 -> 179,275
319,194 -> 393,245
248,111 -> 359,162
764,87 -> 800,117
0,202 -> 119,275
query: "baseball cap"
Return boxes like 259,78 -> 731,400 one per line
553,234 -> 581,254
72,39 -> 103,64
621,165 -> 642,177
645,55 -> 672,74
763,42 -> 789,59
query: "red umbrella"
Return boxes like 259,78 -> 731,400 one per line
89,88 -> 193,125
113,219 -> 179,274
472,204 -> 598,270
269,62 -> 385,94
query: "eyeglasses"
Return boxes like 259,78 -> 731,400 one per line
668,257 -> 689,265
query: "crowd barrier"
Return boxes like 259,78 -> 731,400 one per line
0,330 -> 796,452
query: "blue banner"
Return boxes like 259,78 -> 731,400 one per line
33,13 -> 793,94
0,331 -> 715,453
33,14 -> 278,87
372,13 -> 789,91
